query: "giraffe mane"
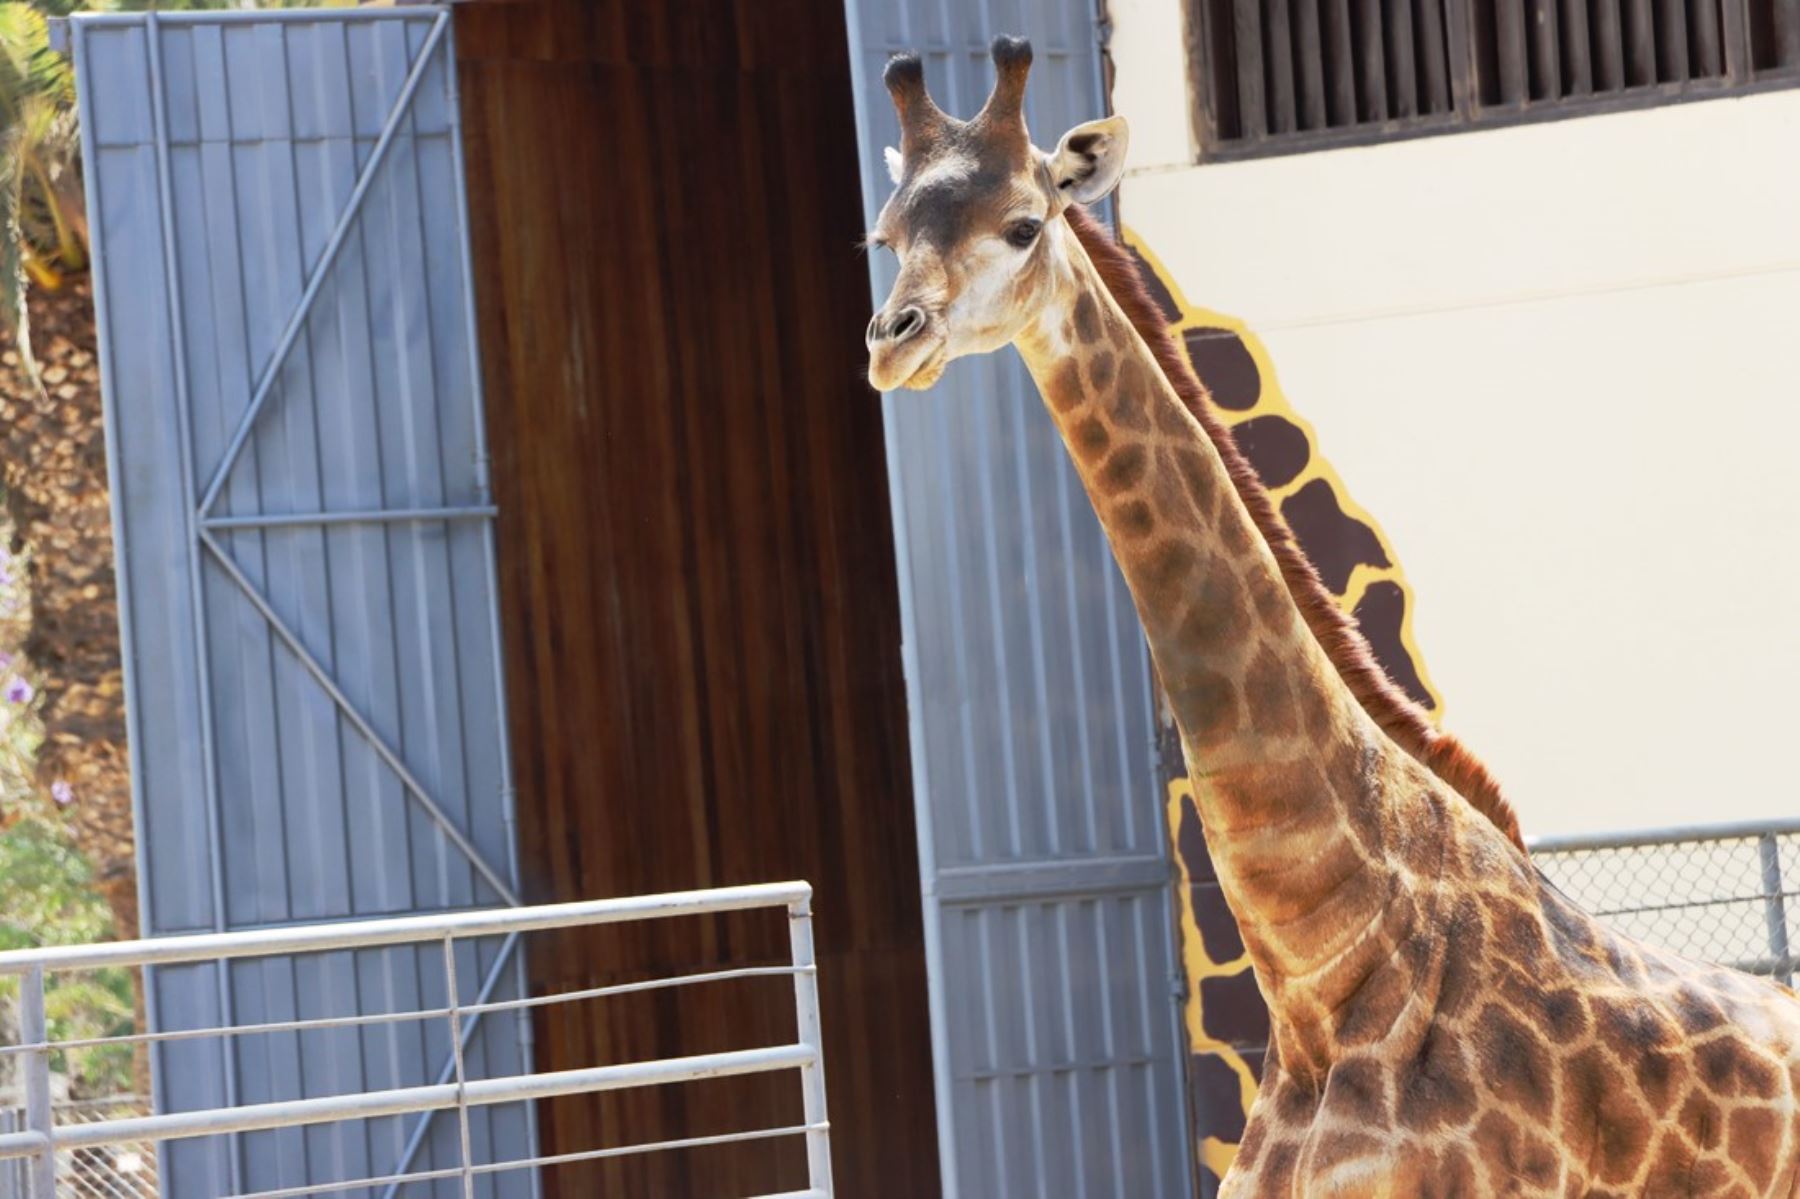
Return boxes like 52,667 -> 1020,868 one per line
1065,205 -> 1527,854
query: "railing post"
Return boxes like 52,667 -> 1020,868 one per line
20,967 -> 55,1199
1759,834 -> 1792,986
442,935 -> 476,1199
787,894 -> 833,1197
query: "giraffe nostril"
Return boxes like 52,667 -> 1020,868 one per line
866,311 -> 885,344
889,306 -> 925,343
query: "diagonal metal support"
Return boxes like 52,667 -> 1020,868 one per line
198,529 -> 520,908
195,10 -> 450,519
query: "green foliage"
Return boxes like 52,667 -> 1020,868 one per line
0,817 -> 136,1095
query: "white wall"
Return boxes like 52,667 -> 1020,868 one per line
1109,6 -> 1800,836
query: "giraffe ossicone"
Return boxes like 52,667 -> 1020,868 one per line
864,35 -> 1800,1194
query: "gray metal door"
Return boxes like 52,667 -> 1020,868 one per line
841,3 -> 1195,1196
74,8 -> 532,1196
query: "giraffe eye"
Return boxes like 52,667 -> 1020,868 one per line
1006,219 -> 1042,249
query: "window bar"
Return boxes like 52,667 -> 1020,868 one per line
1562,0 -> 1596,94
1718,0 -> 1752,80
1778,0 -> 1800,69
1357,0 -> 1391,118
1233,0 -> 1269,139
1295,0 -> 1329,128
1593,0 -> 1627,88
1417,0 -> 1452,111
1624,0 -> 1656,84
1656,0 -> 1690,79
1385,0 -> 1420,113
1687,0 -> 1721,76
1323,0 -> 1360,122
1267,0 -> 1300,133
1496,0 -> 1531,103
1443,0 -> 1480,115
1528,0 -> 1562,97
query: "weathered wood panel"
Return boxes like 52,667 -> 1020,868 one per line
456,2 -> 938,1194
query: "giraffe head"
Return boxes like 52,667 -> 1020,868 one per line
864,37 -> 1129,391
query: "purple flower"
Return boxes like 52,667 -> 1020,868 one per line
50,780 -> 73,807
4,677 -> 31,704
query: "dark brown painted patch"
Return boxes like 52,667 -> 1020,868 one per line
1192,882 -> 1245,963
1350,580 -> 1434,709
1230,415 -> 1310,489
1200,970 -> 1272,1048
1280,479 -> 1391,594
1188,1050 -> 1249,1147
1178,790 -> 1215,883
1127,244 -> 1183,324
1182,327 -> 1260,410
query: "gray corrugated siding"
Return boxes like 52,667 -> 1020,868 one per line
76,10 -> 529,1196
842,2 -> 1194,1196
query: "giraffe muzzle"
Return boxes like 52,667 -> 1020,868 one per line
865,304 -> 944,391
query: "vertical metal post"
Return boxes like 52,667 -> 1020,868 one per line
1760,834 -> 1792,986
787,896 -> 833,1197
442,937 -> 476,1199
21,967 -> 55,1198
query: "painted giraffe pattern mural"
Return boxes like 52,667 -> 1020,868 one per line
1120,231 -> 1447,1190
864,37 -> 1800,1196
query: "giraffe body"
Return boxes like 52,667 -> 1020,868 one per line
863,37 -> 1800,1194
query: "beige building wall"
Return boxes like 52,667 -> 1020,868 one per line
1108,0 -> 1800,836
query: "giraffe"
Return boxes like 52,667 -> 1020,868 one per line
863,37 -> 1800,1195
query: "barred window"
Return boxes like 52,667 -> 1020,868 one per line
1189,0 -> 1800,158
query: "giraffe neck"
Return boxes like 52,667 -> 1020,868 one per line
1014,220 -> 1447,1071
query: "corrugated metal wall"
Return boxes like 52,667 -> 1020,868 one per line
841,2 -> 1195,1196
75,9 -> 530,1195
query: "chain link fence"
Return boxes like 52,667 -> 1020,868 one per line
1530,818 -> 1800,986
0,1098 -> 156,1199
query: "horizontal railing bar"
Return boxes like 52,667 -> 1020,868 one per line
45,1046 -> 814,1152
0,964 -> 814,1058
0,883 -> 810,975
203,506 -> 498,530
462,963 -> 810,1017
72,8 -> 439,25
0,1130 -> 48,1162
232,1122 -> 831,1198
1529,817 -> 1800,853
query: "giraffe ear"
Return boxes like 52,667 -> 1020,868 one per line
1046,115 -> 1129,206
884,145 -> 904,185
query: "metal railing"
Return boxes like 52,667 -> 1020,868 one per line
0,882 -> 833,1198
0,1098 -> 157,1198
1530,817 -> 1800,985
